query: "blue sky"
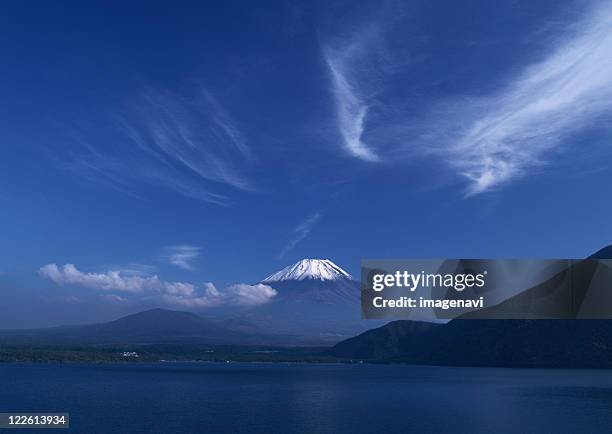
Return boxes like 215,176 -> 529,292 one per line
2,0 -> 612,326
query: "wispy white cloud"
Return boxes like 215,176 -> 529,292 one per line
323,32 -> 380,162
100,294 -> 128,303
320,3 -> 612,195
40,295 -> 83,304
161,245 -> 200,270
204,91 -> 253,161
136,90 -> 253,191
107,263 -> 157,277
40,263 -> 276,307
430,3 -> 612,195
62,87 -> 255,205
279,211 -> 321,258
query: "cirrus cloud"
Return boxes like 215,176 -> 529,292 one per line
440,2 -> 612,195
279,211 -> 321,259
60,87 -> 256,206
161,245 -> 201,270
323,26 -> 383,162
323,2 -> 612,196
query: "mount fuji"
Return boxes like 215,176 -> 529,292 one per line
220,259 -> 377,344
259,259 -> 359,304
262,259 -> 353,282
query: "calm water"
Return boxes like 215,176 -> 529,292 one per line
1,362 -> 611,433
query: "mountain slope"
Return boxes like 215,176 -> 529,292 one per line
329,246 -> 612,367
328,318 -> 612,367
75,308 -> 229,340
259,258 -> 359,304
330,320 -> 440,359
589,245 -> 612,259
0,309 -> 258,345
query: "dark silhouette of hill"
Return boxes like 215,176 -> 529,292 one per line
589,244 -> 612,259
0,309 -> 259,345
330,320 -> 440,359
73,308 -> 235,341
329,245 -> 612,367
330,318 -> 612,367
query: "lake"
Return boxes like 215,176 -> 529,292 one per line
0,362 -> 611,433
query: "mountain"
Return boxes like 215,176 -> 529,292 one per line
218,258 -> 377,344
262,259 -> 353,282
329,318 -> 612,367
262,259 -> 358,305
72,308 -> 235,341
330,320 -> 440,360
589,244 -> 612,259
328,246 -> 612,367
0,309 -> 261,345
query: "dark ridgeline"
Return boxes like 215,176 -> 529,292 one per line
329,245 -> 612,367
69,308 -> 245,343
329,318 -> 612,367
0,308 -> 258,345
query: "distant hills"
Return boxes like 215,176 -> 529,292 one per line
6,250 -> 612,367
58,308 -> 245,343
0,308 -> 258,345
0,259 -> 374,346
329,245 -> 612,367
0,306 -> 362,347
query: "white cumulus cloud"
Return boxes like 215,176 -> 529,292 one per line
163,282 -> 277,307
40,263 -> 195,295
39,263 -> 276,307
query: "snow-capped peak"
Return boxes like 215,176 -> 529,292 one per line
262,259 -> 353,282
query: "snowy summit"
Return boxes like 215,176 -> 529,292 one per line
262,259 -> 353,282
